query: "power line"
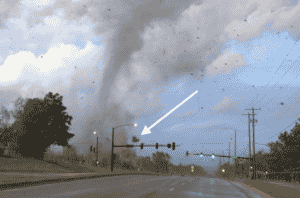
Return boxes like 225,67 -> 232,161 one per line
252,35 -> 300,108
268,119 -> 299,140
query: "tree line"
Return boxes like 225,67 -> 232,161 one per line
215,118 -> 300,182
0,92 -> 208,176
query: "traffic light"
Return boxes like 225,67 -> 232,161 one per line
186,151 -> 189,156
156,143 -> 158,149
172,142 -> 175,150
93,148 -> 96,153
141,143 -> 144,149
167,143 -> 171,148
90,146 -> 92,152
200,152 -> 203,157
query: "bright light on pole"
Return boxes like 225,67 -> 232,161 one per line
93,131 -> 96,135
134,123 -> 138,127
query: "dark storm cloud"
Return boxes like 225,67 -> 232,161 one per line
2,0 -> 299,148
0,0 -> 22,28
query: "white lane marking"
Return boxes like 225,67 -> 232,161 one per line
169,188 -> 174,191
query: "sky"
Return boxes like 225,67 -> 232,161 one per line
1,0 -> 300,173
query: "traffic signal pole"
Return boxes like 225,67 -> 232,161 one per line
110,139 -> 178,172
186,151 -> 250,160
96,136 -> 98,166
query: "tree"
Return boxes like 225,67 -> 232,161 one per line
152,151 -> 171,173
14,92 -> 75,160
0,105 -> 12,129
62,145 -> 78,162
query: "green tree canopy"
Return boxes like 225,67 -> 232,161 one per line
13,92 -> 75,160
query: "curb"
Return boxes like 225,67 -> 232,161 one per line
0,172 -> 168,191
0,173 -> 124,191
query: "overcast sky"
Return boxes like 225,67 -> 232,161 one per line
1,0 -> 300,171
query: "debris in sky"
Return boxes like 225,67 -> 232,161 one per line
41,56 -> 43,58
93,81 -> 95,83
215,67 -> 217,69
191,73 -> 193,76
197,37 -> 200,39
132,136 -> 140,142
201,107 -> 203,109
281,102 -> 284,105
222,88 -> 224,92
164,50 -> 165,54
75,66 -> 77,69
81,97 -> 83,99
253,85 -> 254,87
225,63 -> 227,65
108,9 -> 110,11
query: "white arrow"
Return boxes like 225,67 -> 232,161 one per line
141,90 -> 198,135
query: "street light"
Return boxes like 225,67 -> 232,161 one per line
93,131 -> 99,166
111,123 -> 138,172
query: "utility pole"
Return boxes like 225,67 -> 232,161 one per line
111,128 -> 115,172
229,142 -> 231,164
242,112 -> 252,178
235,130 -> 236,177
222,151 -> 224,165
246,108 -> 261,179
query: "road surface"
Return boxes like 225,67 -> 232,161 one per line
1,175 -> 264,198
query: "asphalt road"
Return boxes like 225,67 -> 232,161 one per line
1,175 -> 264,198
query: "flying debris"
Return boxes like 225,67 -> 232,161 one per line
93,81 -> 95,83
132,136 -> 140,142
222,89 -> 224,92
225,63 -> 227,65
191,73 -> 193,76
108,9 -> 110,11
197,37 -> 200,39
281,102 -> 284,105
75,66 -> 77,69
215,67 -> 217,69
41,56 -> 43,58
81,97 -> 83,99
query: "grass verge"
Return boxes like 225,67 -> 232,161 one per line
222,177 -> 300,198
